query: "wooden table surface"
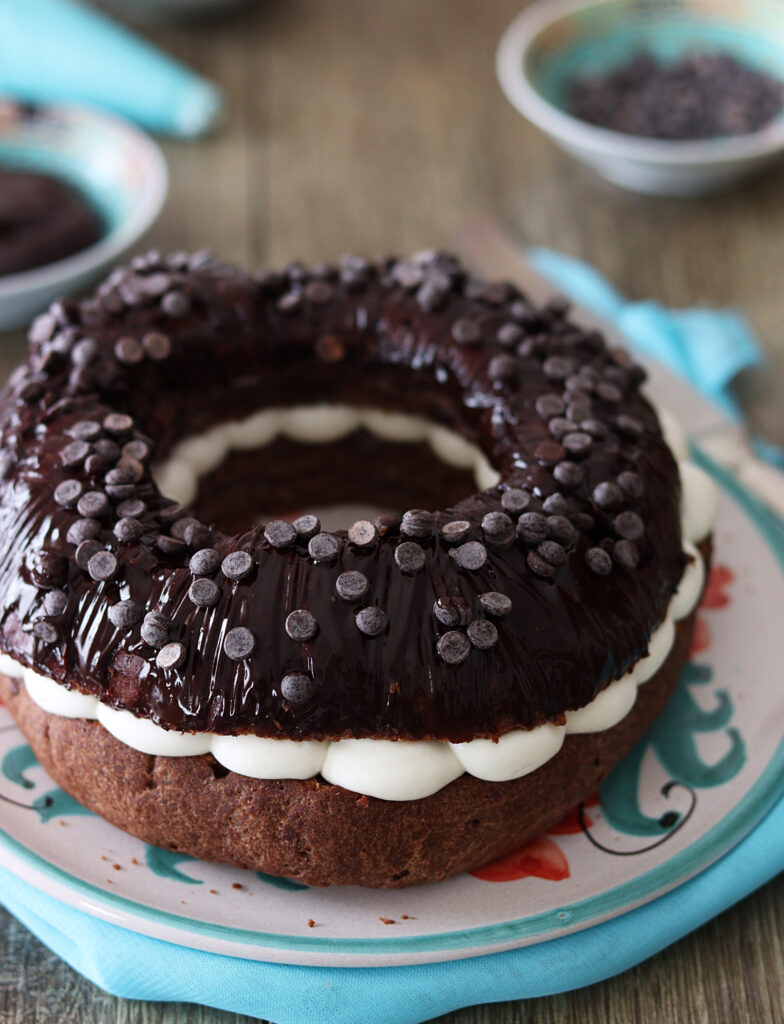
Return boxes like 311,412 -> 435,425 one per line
1,2 -> 783,1021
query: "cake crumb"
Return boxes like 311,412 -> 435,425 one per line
112,864 -> 121,871
307,919 -> 315,928
131,858 -> 139,865
231,883 -> 243,890
379,917 -> 395,925
356,795 -> 370,808
400,914 -> 415,920
210,889 -> 218,895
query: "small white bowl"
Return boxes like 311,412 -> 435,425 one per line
0,102 -> 168,332
496,0 -> 784,197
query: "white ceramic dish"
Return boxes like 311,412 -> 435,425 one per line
0,101 -> 168,331
496,0 -> 784,197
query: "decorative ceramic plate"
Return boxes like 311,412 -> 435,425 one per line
1,382 -> 783,967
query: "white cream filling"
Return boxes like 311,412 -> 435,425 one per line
1,405 -> 718,800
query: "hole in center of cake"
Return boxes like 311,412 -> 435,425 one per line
188,427 -> 479,535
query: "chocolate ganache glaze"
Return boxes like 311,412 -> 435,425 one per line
0,250 -> 684,742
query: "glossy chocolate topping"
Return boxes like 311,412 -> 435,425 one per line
0,250 -> 684,742
0,169 -> 102,277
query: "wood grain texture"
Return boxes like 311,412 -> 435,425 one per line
1,0 -> 783,1020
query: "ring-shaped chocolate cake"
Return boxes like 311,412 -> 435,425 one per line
0,250 -> 719,886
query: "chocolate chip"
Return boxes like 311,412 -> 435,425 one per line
437,630 -> 470,665
33,621 -> 59,644
497,322 -> 523,348
117,498 -> 146,518
157,642 -> 186,670
527,551 -> 556,578
264,520 -> 297,549
401,509 -> 433,539
94,439 -> 121,463
305,280 -> 334,305
54,479 -> 83,508
392,261 -> 425,290
103,412 -> 134,435
114,517 -> 144,543
562,431 -> 593,457
553,461 -> 584,489
223,626 -> 256,660
69,420 -> 101,441
277,289 -> 303,315
613,539 -> 640,569
618,471 -> 644,498
171,517 -> 200,541
543,355 -> 574,381
615,414 -> 643,438
596,381 -> 622,403
481,511 -> 515,546
122,440 -> 150,462
548,416 -> 573,440
592,481 -> 625,509
75,539 -> 103,569
542,492 -> 568,515
571,512 -> 595,532
479,592 -> 512,616
348,519 -> 377,546
114,336 -> 144,365
156,535 -> 186,554
84,454 -> 109,477
537,540 -> 567,567
467,619 -> 498,649
222,550 -> 254,580
535,394 -> 565,419
395,542 -> 426,573
585,547 -> 613,575
441,520 -> 471,543
43,589 -> 68,616
581,418 -> 608,439
416,276 -> 449,313
281,672 -> 316,706
501,489 -> 530,515
517,512 -> 548,545
104,466 -> 135,487
87,550 -> 118,582
535,439 -> 565,464
433,595 -> 471,627
61,440 -> 90,467
161,291 -> 190,318
108,599 -> 142,629
546,515 -> 576,545
29,549 -> 67,587
450,541 -> 487,571
142,272 -> 171,298
613,510 -> 644,540
293,514 -> 320,539
189,577 -> 221,607
67,517 -> 101,545
286,609 -> 318,641
488,354 -> 518,383
355,606 -> 388,637
451,318 -> 481,345
77,491 -> 109,518
190,548 -> 221,576
116,455 -> 144,482
308,532 -> 341,562
336,571 -> 370,601
142,331 -> 172,361
29,313 -> 57,344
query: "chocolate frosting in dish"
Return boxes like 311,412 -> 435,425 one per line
0,250 -> 685,743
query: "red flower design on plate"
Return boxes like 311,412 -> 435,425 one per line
470,794 -> 599,882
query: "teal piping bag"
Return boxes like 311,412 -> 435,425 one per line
0,0 -> 223,137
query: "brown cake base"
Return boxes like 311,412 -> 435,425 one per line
0,608 -> 696,888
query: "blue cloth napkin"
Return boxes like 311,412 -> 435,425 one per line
528,247 -> 763,422
0,0 -> 223,137
1,254 -> 782,1023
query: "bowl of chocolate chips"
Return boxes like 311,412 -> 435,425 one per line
0,101 -> 167,330
496,0 -> 784,196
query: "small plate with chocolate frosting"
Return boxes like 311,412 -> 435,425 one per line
0,100 -> 167,331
